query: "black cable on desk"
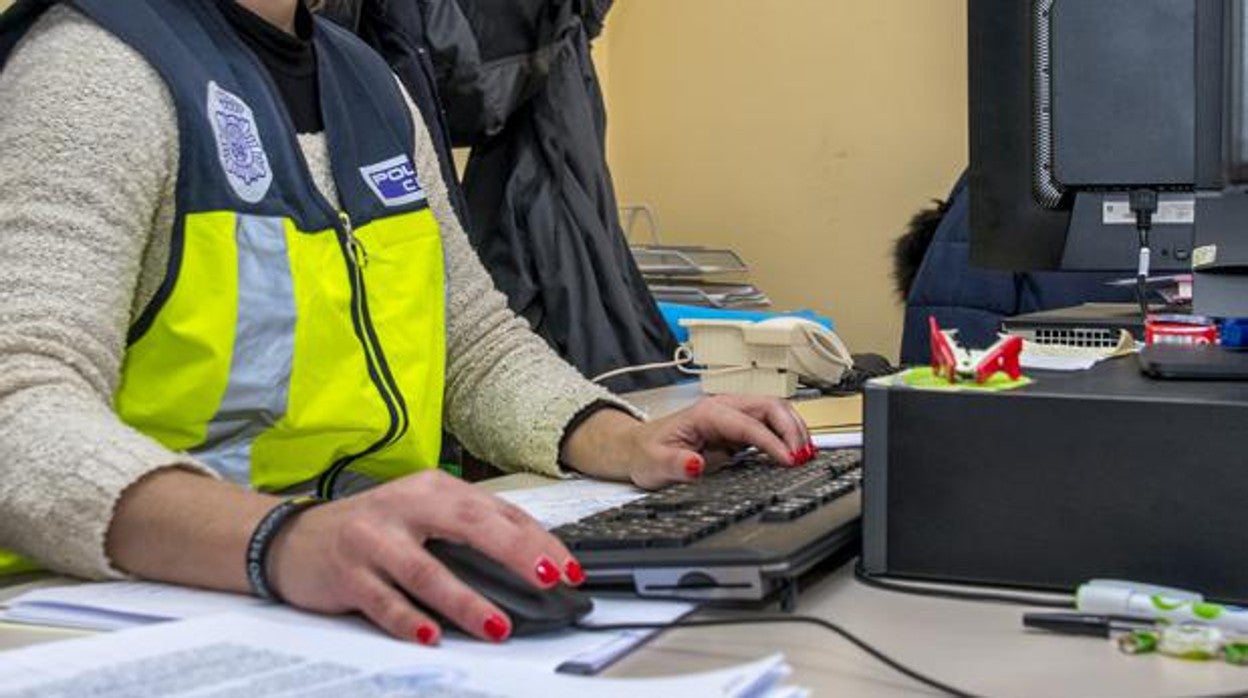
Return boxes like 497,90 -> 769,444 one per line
1129,189 -> 1159,321
577,614 -> 1248,698
846,561 -> 1248,698
853,560 -> 1074,609
574,615 -> 981,698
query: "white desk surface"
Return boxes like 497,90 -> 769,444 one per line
481,472 -> 1248,698
4,381 -> 1247,697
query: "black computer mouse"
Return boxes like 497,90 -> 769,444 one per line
421,540 -> 594,637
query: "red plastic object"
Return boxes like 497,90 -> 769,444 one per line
928,316 -> 1025,384
972,335 -> 1023,383
1145,319 -> 1218,347
928,316 -> 959,382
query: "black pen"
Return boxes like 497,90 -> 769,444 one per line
1023,612 -> 1155,638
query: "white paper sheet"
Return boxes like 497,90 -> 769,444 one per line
1,581 -> 694,674
496,478 -> 647,530
446,594 -> 695,674
2,581 -> 272,630
811,432 -> 862,449
257,594 -> 697,675
1018,354 -> 1099,371
1016,329 -> 1137,372
0,612 -> 796,698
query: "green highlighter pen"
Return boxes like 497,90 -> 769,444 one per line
1077,579 -> 1248,635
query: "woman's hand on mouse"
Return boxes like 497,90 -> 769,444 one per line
265,469 -> 581,645
561,395 -> 813,490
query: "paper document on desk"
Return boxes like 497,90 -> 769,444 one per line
791,395 -> 862,449
2,581 -> 694,675
1016,329 -> 1137,371
0,612 -> 802,698
791,395 -> 862,433
810,432 -> 862,449
496,478 -> 647,530
1,581 -> 272,631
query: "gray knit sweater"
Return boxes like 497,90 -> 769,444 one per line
0,7 -> 631,579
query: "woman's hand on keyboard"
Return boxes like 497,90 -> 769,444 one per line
561,395 -> 814,490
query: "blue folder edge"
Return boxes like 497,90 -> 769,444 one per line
658,302 -> 835,344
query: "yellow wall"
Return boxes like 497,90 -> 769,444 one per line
599,1 -> 967,360
0,0 -> 12,11
0,0 -> 961,360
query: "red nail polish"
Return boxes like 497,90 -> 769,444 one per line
684,455 -> 704,478
484,613 -> 510,642
415,622 -> 438,645
535,557 -> 560,587
565,559 -> 586,586
789,450 -> 802,466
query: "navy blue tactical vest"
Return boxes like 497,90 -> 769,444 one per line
0,0 -> 451,500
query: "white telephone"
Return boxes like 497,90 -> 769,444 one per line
678,317 -> 854,397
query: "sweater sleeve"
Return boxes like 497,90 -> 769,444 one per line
397,86 -> 643,477
0,8 -> 219,579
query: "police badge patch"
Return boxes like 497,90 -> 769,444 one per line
207,81 -> 273,204
360,154 -> 426,208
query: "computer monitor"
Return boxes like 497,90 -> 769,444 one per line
968,0 -> 1248,317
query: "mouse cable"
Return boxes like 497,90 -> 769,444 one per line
852,560 -> 1074,609
574,615 -> 1248,698
573,614 -> 980,698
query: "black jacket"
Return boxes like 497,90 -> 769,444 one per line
334,0 -> 680,392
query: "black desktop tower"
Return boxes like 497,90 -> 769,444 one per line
861,358 -> 1248,603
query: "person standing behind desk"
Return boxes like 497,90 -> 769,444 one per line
0,0 -> 813,645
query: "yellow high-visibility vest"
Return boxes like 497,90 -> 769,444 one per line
0,0 -> 447,575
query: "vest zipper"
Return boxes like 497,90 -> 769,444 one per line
218,28 -> 417,497
316,212 -> 411,498
341,211 -> 410,450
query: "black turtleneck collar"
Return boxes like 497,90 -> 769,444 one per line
218,2 -> 323,134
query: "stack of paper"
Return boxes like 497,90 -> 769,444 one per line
0,612 -> 806,697
2,581 -> 272,631
791,395 -> 862,449
648,282 -> 772,309
1,581 -> 696,676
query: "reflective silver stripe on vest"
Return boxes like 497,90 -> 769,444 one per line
193,215 -> 296,485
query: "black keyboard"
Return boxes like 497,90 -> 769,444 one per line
551,449 -> 863,586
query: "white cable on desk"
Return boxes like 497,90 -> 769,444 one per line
590,345 -> 754,385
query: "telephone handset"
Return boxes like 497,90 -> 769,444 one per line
679,317 -> 855,397
751,317 -> 854,387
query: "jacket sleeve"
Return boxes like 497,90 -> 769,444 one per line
0,8 -> 218,579
396,83 -> 643,477
420,0 -> 557,145
420,0 -> 614,143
